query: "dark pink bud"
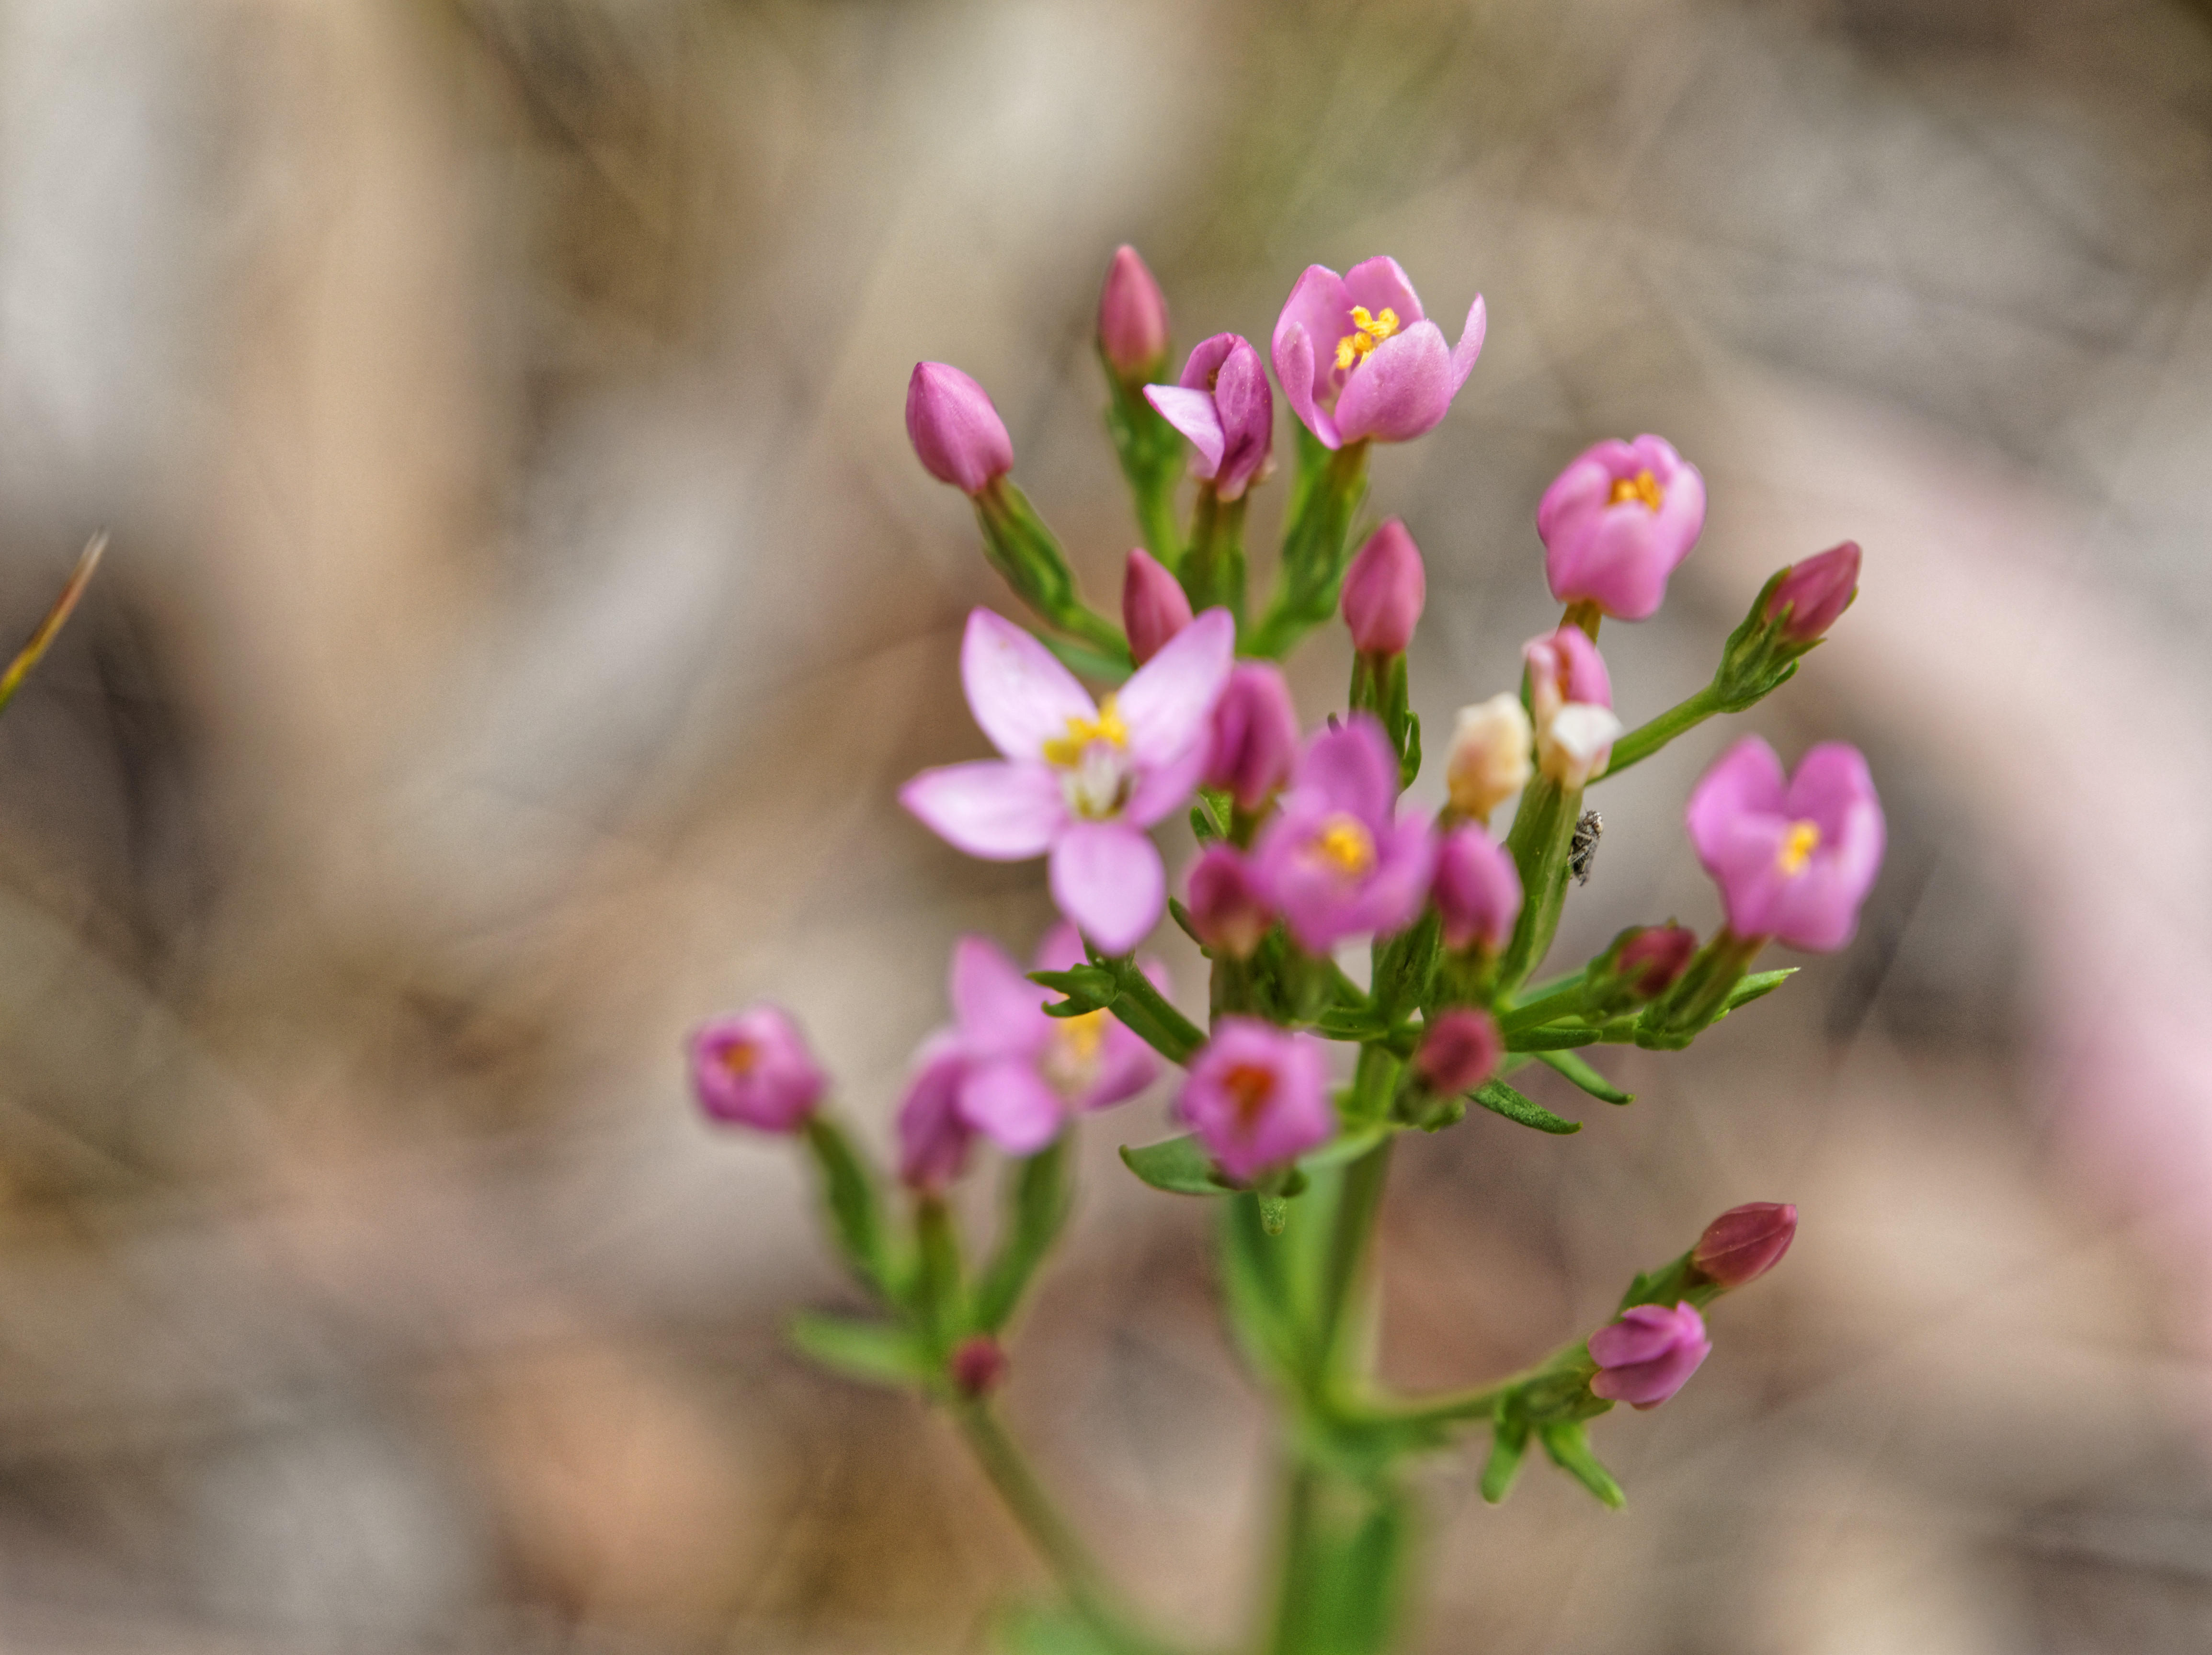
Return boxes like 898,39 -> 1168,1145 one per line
906,363 -> 1014,494
1615,925 -> 1699,999
1414,1008 -> 1502,1096
690,1006 -> 825,1133
1123,547 -> 1193,665
1186,844 -> 1274,958
1692,1201 -> 1798,1288
1204,663 -> 1300,811
1589,1302 -> 1709,1409
1431,824 -> 1521,954
1340,519 -> 1426,655
1765,541 -> 1860,643
1097,245 -> 1170,378
949,1334 -> 1007,1398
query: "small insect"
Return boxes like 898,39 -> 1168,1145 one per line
1569,809 -> 1603,885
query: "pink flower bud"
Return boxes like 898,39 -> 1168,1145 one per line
1524,626 -> 1620,788
1766,541 -> 1860,643
1186,844 -> 1274,958
1204,663 -> 1300,811
905,362 -> 1014,494
949,1334 -> 1008,1398
1146,335 -> 1274,501
1340,519 -> 1426,656
1123,547 -> 1193,665
1178,1018 -> 1333,1183
1431,823 -> 1522,954
1685,737 -> 1885,952
1097,245 -> 1169,379
1539,435 -> 1706,620
1692,1201 -> 1798,1288
1589,1302 -> 1710,1409
1613,925 -> 1699,999
690,1005 -> 826,1133
895,1032 -> 973,1190
1414,1008 -> 1502,1095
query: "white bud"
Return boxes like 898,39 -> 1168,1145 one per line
1446,694 -> 1533,822
1539,703 -> 1623,789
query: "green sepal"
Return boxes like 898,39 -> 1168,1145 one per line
1042,633 -> 1133,685
1167,896 -> 1205,946
1539,1420 -> 1626,1509
1119,1133 -> 1236,1197
1724,967 -> 1795,1010
972,1137 -> 1072,1333
1100,343 -> 1186,570
1257,1193 -> 1291,1236
974,479 -> 1129,660
1032,964 -> 1120,1014
1248,429 -> 1370,658
1182,484 -> 1248,623
1038,953 -> 1205,1066
912,1195 -> 965,1349
1534,1049 -> 1633,1105
787,1312 -> 930,1390
802,1115 -> 895,1296
1480,1415 -> 1531,1505
1470,1079 -> 1582,1134
1349,649 -> 1419,789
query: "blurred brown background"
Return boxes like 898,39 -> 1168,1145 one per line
0,0 -> 2207,1649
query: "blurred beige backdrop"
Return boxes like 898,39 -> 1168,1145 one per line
0,0 -> 2206,1649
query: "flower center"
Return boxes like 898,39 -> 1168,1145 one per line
1044,694 -> 1135,820
1777,819 -> 1821,875
1310,814 -> 1377,878
1333,306 -> 1401,373
1041,695 -> 1129,767
1606,469 -> 1664,511
1222,1062 -> 1277,1126
719,1040 -> 757,1077
1043,1009 -> 1109,1098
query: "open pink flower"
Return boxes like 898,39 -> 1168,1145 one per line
1253,716 -> 1435,952
1589,1302 -> 1710,1409
1686,737 -> 1885,952
690,1005 -> 826,1133
895,924 -> 1165,1185
1145,334 -> 1274,501
1177,1017 -> 1333,1182
1539,436 -> 1706,620
1270,258 -> 1485,450
901,607 -> 1234,953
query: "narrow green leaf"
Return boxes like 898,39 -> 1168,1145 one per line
1722,967 -> 1796,1011
1480,1417 -> 1530,1505
802,1116 -> 893,1294
1119,1134 -> 1234,1196
1471,1079 -> 1582,1135
1540,1420 -> 1626,1509
1505,1024 -> 1604,1052
787,1312 -> 928,1389
1535,1049 -> 1633,1105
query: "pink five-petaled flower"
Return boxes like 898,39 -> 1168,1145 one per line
1686,737 -> 1885,952
1341,519 -> 1426,656
901,607 -> 1235,954
1253,715 -> 1435,952
1145,334 -> 1274,501
1539,435 -> 1707,621
689,1005 -> 826,1133
1271,258 -> 1486,450
1589,1302 -> 1710,1409
1524,625 -> 1621,788
1431,823 -> 1522,954
1178,1017 -> 1334,1183
1205,663 -> 1301,812
905,363 -> 1015,495
895,924 -> 1164,1188
1123,547 -> 1193,666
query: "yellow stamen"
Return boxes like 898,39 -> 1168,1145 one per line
1057,1010 -> 1107,1068
1607,469 -> 1665,512
1777,820 -> 1821,875
1312,814 -> 1377,877
1041,694 -> 1129,768
1222,1062 -> 1277,1126
720,1040 -> 757,1077
1333,305 -> 1401,373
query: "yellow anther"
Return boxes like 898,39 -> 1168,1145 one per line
1222,1062 -> 1277,1125
1041,695 -> 1129,767
1777,820 -> 1821,875
1333,306 -> 1401,373
1311,814 -> 1377,878
719,1040 -> 757,1077
1056,1010 -> 1107,1067
1607,469 -> 1665,512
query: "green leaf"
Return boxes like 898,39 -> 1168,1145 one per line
1119,1134 -> 1234,1196
1471,1079 -> 1582,1134
1480,1417 -> 1530,1505
787,1312 -> 928,1389
1539,1420 -> 1626,1509
1030,965 -> 1117,1014
1722,967 -> 1796,1011
1298,1123 -> 1394,1171
1534,1049 -> 1633,1105
972,1137 -> 1072,1332
1505,1024 -> 1605,1052
802,1116 -> 894,1294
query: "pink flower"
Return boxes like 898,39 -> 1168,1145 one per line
1766,541 -> 1861,643
1145,334 -> 1274,501
1123,547 -> 1193,666
1686,738 -> 1885,952
1539,435 -> 1706,620
1693,1202 -> 1798,1289
906,363 -> 1015,495
1204,662 -> 1300,812
1431,823 -> 1522,953
1414,1008 -> 1502,1096
901,607 -> 1235,953
1177,1017 -> 1334,1182
1589,1302 -> 1710,1409
1097,245 -> 1169,378
1186,843 -> 1275,959
1271,258 -> 1486,450
895,924 -> 1166,1185
1340,519 -> 1426,656
690,1006 -> 826,1132
1524,625 -> 1621,788
1253,716 -> 1435,952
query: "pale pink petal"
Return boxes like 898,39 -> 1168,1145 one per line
1341,256 -> 1425,326
1145,384 -> 1226,477
1032,920 -> 1087,974
950,935 -> 1051,1057
1273,265 -> 1352,398
957,1057 -> 1065,1156
1117,606 -> 1235,767
1123,729 -> 1212,829
1333,321 -> 1455,445
901,761 -> 1066,860
1077,1027 -> 1160,1111
1049,821 -> 1165,955
1448,294 -> 1487,391
1289,716 -> 1399,824
960,607 -> 1096,761
1177,333 -> 1241,391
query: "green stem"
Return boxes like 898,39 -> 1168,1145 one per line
1601,682 -> 1727,778
1497,977 -> 1591,1034
1249,435 -> 1369,658
1183,484 -> 1248,624
1106,961 -> 1206,1064
955,1402 -> 1122,1626
1494,774 -> 1581,997
1313,1139 -> 1392,1383
1102,353 -> 1186,568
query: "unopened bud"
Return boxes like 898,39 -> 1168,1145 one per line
1186,844 -> 1274,958
1204,663 -> 1300,811
1599,924 -> 1699,1003
1341,519 -> 1425,656
1097,245 -> 1169,380
1691,1201 -> 1798,1288
1414,1008 -> 1502,1096
949,1334 -> 1007,1398
690,1006 -> 826,1133
1445,694 -> 1532,822
1765,541 -> 1860,644
1122,547 -> 1193,665
1432,824 -> 1522,954
906,363 -> 1014,495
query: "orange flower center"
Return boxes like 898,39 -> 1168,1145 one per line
1606,469 -> 1664,511
1777,819 -> 1821,875
1222,1062 -> 1277,1126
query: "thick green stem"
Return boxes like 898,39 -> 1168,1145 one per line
1602,682 -> 1728,778
1183,484 -> 1248,623
1494,774 -> 1582,997
1250,435 -> 1369,658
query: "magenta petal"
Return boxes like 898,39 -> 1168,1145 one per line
1117,606 -> 1235,767
1274,323 -> 1337,449
950,935 -> 1050,1057
897,1032 -> 975,1190
1341,256 -> 1425,326
901,761 -> 1065,860
1146,384 -> 1227,477
1076,1023 -> 1159,1111
1333,321 -> 1455,445
1290,716 -> 1400,824
960,607 -> 1096,762
1350,814 -> 1439,937
1274,265 -> 1352,397
1049,821 -> 1165,954
1449,294 -> 1487,390
1785,742 -> 1877,836
1032,920 -> 1087,975
957,1057 -> 1065,1156
1687,739 -> 1789,858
